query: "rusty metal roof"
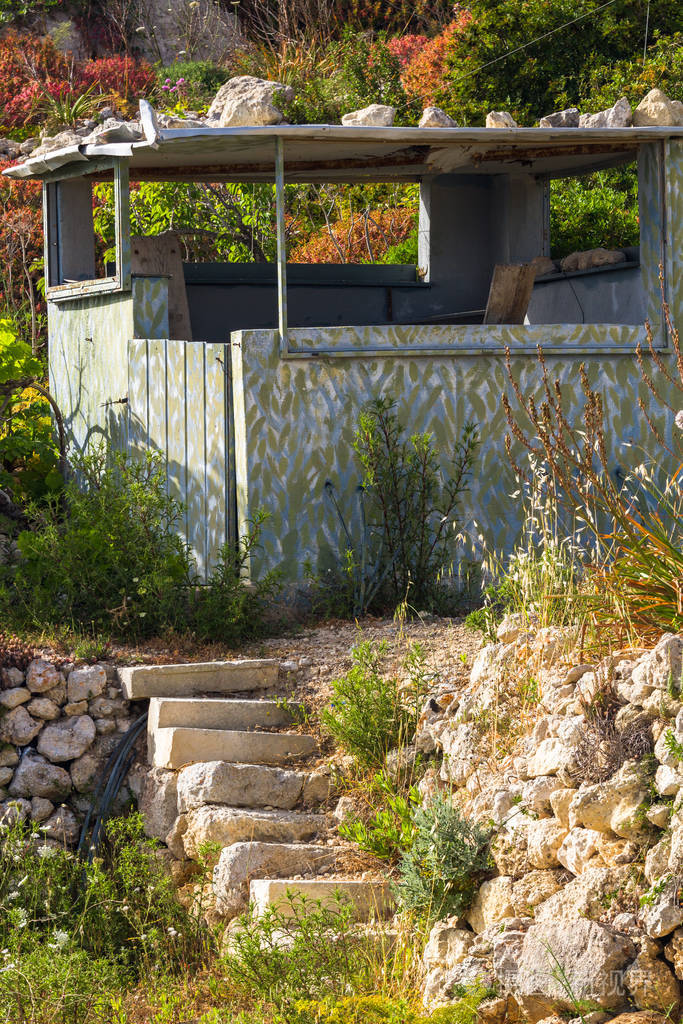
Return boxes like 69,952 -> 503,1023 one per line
5,123 -> 683,182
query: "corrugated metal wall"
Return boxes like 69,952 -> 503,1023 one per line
127,338 -> 235,582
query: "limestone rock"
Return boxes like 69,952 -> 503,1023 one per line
9,751 -> 71,801
664,927 -> 683,980
561,248 -> 626,273
26,659 -> 61,693
645,838 -> 671,885
492,827 -> 530,879
624,952 -> 680,1013
424,956 -> 496,1008
182,806 -> 323,859
656,764 -> 683,797
494,916 -> 636,1018
522,776 -> 562,817
526,818 -> 567,869
539,107 -> 579,128
530,256 -> 557,278
558,827 -> 603,875
206,76 -> 294,127
579,97 -> 632,129
30,796 -> 53,822
633,89 -> 683,127
64,701 -> 88,717
0,706 -> 41,745
0,747 -> 18,768
177,761 -> 303,812
87,119 -> 142,144
342,103 -> 396,127
597,835 -> 637,868
549,787 -> 575,826
632,635 -> 683,692
419,106 -> 458,128
302,771 -> 337,805
37,716 -> 96,762
641,877 -> 683,938
0,687 -> 30,709
27,698 -> 60,721
568,761 -> 649,838
41,806 -> 80,845
67,665 -> 106,703
467,876 -> 515,933
534,866 -> 626,924
527,737 -> 574,777
165,813 -> 188,860
139,768 -> 178,841
609,1015 -> 671,1024
486,111 -> 517,128
423,917 -> 474,969
511,870 -> 564,915
0,797 -> 31,825
438,722 -> 481,785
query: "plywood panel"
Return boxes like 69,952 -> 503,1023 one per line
185,343 -> 207,578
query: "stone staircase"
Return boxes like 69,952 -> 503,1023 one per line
122,658 -> 394,925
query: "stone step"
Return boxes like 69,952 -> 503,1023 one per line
148,696 -> 301,733
213,842 -> 346,917
119,659 -> 279,699
149,727 -> 317,770
182,806 -> 327,859
249,878 -> 395,921
176,760 -> 333,812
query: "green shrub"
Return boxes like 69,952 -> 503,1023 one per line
291,984 -> 495,1023
339,771 -> 419,861
550,167 -> 639,259
3,446 -> 190,637
223,893 -> 371,1009
321,641 -> 427,770
156,60 -> 228,108
395,797 -> 492,920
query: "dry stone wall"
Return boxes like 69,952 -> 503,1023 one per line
0,658 -> 135,844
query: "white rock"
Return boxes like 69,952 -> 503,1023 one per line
527,737 -> 573,777
641,876 -> 683,938
633,88 -> 683,127
423,918 -> 473,969
467,876 -> 515,933
138,768 -> 178,841
549,787 -> 575,826
647,803 -> 671,829
522,776 -> 562,817
8,750 -> 71,801
579,97 -> 632,128
486,111 -> 517,128
526,818 -> 568,869
0,706 -> 41,745
342,103 -> 396,127
656,764 -> 683,797
25,659 -> 61,693
27,698 -> 60,721
67,665 -> 106,703
37,716 -> 96,762
560,248 -> 626,273
207,76 -> 294,127
557,827 -> 602,875
419,106 -> 458,128
568,761 -> 649,838
645,837 -> 671,884
511,869 -> 564,915
623,950 -> 681,1013
177,761 -> 304,812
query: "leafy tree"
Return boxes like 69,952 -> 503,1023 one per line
438,0 -> 682,124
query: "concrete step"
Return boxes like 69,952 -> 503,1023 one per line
148,696 -> 301,733
249,878 -> 395,921
213,842 -> 346,917
149,727 -> 317,770
176,760 -> 333,812
119,659 -> 279,699
182,806 -> 327,858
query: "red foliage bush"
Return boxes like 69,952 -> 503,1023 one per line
401,12 -> 472,107
76,57 -> 157,104
0,160 -> 44,338
291,208 -> 414,264
387,35 -> 428,68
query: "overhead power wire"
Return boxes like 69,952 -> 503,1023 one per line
452,0 -> 624,83
643,0 -> 651,62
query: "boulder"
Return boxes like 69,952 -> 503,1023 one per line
526,819 -> 567,869
641,877 -> 683,938
549,787 -> 575,826
87,119 -> 142,144
568,761 -> 649,838
467,876 -> 515,933
30,797 -> 53,822
511,870 -> 564,915
664,928 -> 683,980
177,760 -> 303,812
645,838 -> 671,885
342,104 -> 396,127
561,248 -> 626,273
438,722 -> 482,785
139,768 -> 178,841
0,706 -> 41,745
494,916 -> 636,1019
579,97 -> 632,128
423,917 -> 474,969
0,687 -> 30,709
206,76 -> 294,127
534,866 -> 627,924
8,751 -> 71,801
301,770 -> 337,805
492,827 -> 530,878
419,106 -> 458,128
182,806 -> 323,859
623,952 -> 680,1013
26,659 -> 62,693
539,107 -> 579,128
424,957 -> 497,1008
67,665 -> 106,703
633,89 -> 683,127
486,111 -> 517,128
27,698 -> 60,721
37,716 -> 96,762
631,635 -> 683,692
0,798 -> 31,825
522,776 -> 562,817
527,737 -> 573,777
655,764 -> 683,797
558,827 -> 603,874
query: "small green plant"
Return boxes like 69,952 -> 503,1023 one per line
339,772 -> 420,861
639,875 -> 669,908
395,797 -> 493,920
290,981 -> 495,1023
321,641 -> 428,771
664,729 -> 683,763
37,83 -> 101,132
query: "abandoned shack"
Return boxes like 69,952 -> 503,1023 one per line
5,113 -> 682,581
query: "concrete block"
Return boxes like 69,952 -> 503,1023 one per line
149,727 -> 316,769
118,659 -> 279,699
249,878 -> 395,921
148,696 -> 299,733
